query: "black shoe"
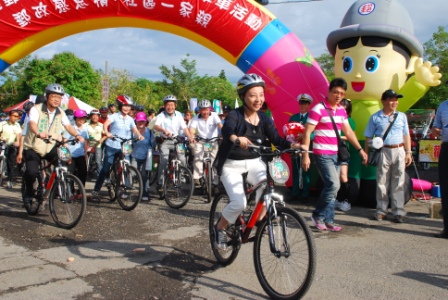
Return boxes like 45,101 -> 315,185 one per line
23,196 -> 31,207
393,215 -> 405,223
434,230 -> 448,239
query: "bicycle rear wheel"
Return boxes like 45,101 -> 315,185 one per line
253,206 -> 316,300
164,165 -> 193,209
209,193 -> 241,266
204,161 -> 213,203
21,176 -> 44,215
116,165 -> 142,211
106,169 -> 117,202
48,174 -> 87,229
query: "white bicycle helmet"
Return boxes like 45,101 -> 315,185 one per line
45,83 -> 65,96
198,99 -> 211,109
236,73 -> 265,96
163,95 -> 178,103
116,94 -> 134,109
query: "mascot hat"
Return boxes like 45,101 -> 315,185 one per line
327,0 -> 423,57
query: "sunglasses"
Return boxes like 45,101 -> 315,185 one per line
299,100 -> 310,104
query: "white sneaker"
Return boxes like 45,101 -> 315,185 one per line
338,200 -> 351,212
121,193 -> 128,199
334,200 -> 341,210
141,196 -> 149,201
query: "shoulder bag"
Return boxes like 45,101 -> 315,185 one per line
368,113 -> 398,167
322,102 -> 350,162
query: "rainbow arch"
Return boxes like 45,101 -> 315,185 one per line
0,0 -> 328,128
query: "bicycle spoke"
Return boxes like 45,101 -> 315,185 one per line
164,165 -> 193,209
116,165 -> 142,211
49,175 -> 86,229
254,207 -> 316,299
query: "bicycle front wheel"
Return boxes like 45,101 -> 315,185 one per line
49,174 -> 87,229
204,161 -> 213,203
253,206 -> 316,300
117,165 -> 142,211
21,176 -> 44,215
209,193 -> 240,266
164,165 -> 193,209
0,158 -> 6,186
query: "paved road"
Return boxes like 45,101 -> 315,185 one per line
0,180 -> 447,299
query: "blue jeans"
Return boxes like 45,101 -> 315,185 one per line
133,158 -> 149,197
313,154 -> 340,223
94,145 -> 121,191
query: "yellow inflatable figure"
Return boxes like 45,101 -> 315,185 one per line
326,0 -> 441,205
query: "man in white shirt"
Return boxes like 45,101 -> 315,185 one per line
189,99 -> 222,187
153,95 -> 196,190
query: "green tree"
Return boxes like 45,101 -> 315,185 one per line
315,52 -> 335,82
0,55 -> 32,109
414,26 -> 448,109
159,54 -> 199,111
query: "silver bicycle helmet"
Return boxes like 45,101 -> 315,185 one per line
163,95 -> 178,103
45,83 -> 65,96
236,73 -> 265,96
198,99 -> 211,109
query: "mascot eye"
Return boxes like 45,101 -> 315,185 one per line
365,56 -> 379,73
342,56 -> 353,73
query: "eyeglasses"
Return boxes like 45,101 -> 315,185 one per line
10,115 -> 20,118
299,100 -> 310,104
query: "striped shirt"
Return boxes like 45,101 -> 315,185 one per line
307,99 -> 348,155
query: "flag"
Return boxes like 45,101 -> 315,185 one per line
235,98 -> 239,108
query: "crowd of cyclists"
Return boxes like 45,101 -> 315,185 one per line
0,83 -> 230,203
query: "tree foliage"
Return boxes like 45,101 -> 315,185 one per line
315,52 -> 335,82
414,26 -> 448,109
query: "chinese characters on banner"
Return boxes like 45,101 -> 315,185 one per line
0,0 -> 272,58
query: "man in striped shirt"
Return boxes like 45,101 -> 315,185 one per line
301,78 -> 367,232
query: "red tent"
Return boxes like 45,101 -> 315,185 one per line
3,99 -> 29,112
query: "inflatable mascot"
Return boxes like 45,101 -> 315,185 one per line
326,0 -> 441,206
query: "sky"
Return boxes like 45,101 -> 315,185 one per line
32,0 -> 447,84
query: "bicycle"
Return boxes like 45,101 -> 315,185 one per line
85,145 -> 98,180
105,135 -> 143,211
21,138 -> 87,229
195,136 -> 220,203
209,144 -> 316,300
0,140 -> 8,186
158,136 -> 194,209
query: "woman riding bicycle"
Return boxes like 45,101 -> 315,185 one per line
63,109 -> 89,186
213,73 -> 302,250
90,95 -> 144,199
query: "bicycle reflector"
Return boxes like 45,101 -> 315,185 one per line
122,140 -> 133,155
58,146 -> 72,162
269,157 -> 290,184
176,143 -> 185,154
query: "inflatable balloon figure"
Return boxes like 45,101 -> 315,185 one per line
283,122 -> 305,143
327,0 -> 442,206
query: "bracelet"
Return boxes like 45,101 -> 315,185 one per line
357,148 -> 363,152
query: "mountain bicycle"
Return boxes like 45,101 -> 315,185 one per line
0,140 -> 8,186
158,136 -> 193,209
85,145 -> 99,180
209,144 -> 316,300
195,136 -> 220,203
21,138 -> 87,229
105,135 -> 143,211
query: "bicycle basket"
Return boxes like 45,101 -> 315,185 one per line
176,143 -> 185,154
57,146 -> 72,162
122,140 -> 133,155
268,157 -> 290,184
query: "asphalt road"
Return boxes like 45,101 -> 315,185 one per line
0,177 -> 447,300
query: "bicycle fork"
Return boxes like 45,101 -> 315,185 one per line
264,193 -> 291,258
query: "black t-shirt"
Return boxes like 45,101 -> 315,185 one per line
228,120 -> 263,160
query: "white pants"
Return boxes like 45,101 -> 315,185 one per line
220,157 -> 266,223
190,141 -> 218,180
376,147 -> 406,216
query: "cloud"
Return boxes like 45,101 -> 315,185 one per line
31,0 -> 446,84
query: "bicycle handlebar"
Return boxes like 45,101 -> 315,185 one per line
111,135 -> 139,144
195,136 -> 221,143
247,144 -> 311,157
41,136 -> 79,146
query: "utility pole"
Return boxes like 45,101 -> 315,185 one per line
102,61 -> 109,107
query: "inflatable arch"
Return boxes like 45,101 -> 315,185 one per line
0,0 -> 329,130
